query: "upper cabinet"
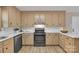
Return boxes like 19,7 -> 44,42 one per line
58,12 -> 65,27
22,11 -> 65,27
45,12 -> 52,26
22,12 -> 29,27
16,9 -> 21,27
22,12 -> 46,27
1,7 -> 65,27
2,6 -> 21,27
51,12 -> 59,26
27,13 -> 35,27
22,12 -> 36,27
8,7 -> 17,27
45,11 -> 65,27
0,7 -> 2,29
34,13 -> 45,25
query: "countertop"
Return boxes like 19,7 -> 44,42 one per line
0,27 -> 79,42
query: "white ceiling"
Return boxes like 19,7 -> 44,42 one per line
16,6 -> 79,12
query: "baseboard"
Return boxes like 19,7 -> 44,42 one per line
46,45 -> 59,46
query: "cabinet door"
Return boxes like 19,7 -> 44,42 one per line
8,7 -> 17,27
59,34 -> 65,48
16,9 -> 21,27
51,13 -> 59,26
22,12 -> 28,27
64,36 -> 74,53
22,33 -> 34,45
3,38 -> 14,53
0,7 -> 2,29
2,7 -> 19,27
1,7 -> 8,27
46,33 -> 58,45
27,14 -> 34,27
58,12 -> 65,27
46,33 -> 52,45
58,34 -> 61,45
0,43 -> 3,53
74,39 -> 79,53
45,13 -> 52,27
22,33 -> 27,45
26,33 -> 34,45
52,33 -> 58,45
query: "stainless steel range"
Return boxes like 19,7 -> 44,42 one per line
34,28 -> 45,47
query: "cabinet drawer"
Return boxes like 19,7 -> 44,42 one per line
22,33 -> 34,37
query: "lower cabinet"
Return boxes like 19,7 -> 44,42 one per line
46,33 -> 58,45
59,34 -> 74,53
74,39 -> 79,53
0,42 -> 3,53
3,38 -> 14,53
0,38 -> 14,53
22,33 -> 34,45
64,36 -> 74,53
59,34 -> 65,48
59,34 -> 79,53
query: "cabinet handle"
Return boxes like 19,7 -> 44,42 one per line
10,22 -> 12,25
6,48 -> 8,50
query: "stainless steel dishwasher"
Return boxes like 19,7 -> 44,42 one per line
14,34 -> 22,53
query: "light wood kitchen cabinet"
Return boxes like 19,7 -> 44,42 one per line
51,12 -> 59,26
8,7 -> 17,27
0,7 -> 2,29
59,34 -> 74,53
74,39 -> 79,53
59,33 -> 79,53
0,42 -> 3,53
58,12 -> 65,27
64,36 -> 74,53
59,34 -> 65,49
16,9 -> 21,27
2,7 -> 8,27
46,33 -> 58,45
22,12 -> 28,27
45,12 -> 65,27
22,33 -> 34,45
34,13 -> 46,25
22,12 -> 36,27
45,13 -> 52,27
2,6 -> 21,27
27,14 -> 35,27
3,38 -> 14,53
22,12 -> 45,27
21,11 -> 65,27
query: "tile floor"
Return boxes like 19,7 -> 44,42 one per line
19,46 -> 65,53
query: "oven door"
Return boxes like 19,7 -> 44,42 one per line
34,33 -> 45,46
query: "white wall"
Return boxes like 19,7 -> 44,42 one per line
66,12 -> 79,32
16,6 -> 79,12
